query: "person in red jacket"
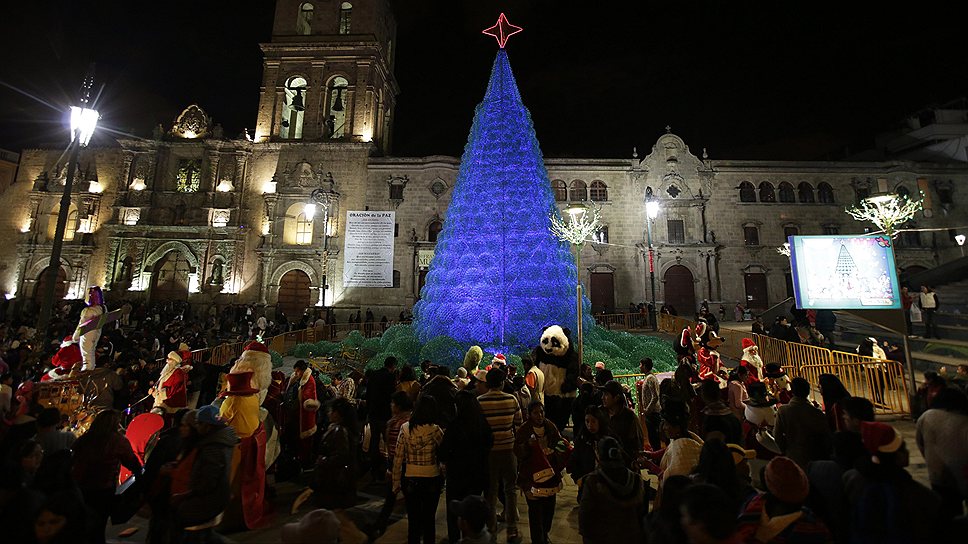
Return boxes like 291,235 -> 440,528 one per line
287,360 -> 320,467
151,351 -> 192,414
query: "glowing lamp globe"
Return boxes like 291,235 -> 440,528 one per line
70,106 -> 100,147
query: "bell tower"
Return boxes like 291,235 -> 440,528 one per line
255,0 -> 398,153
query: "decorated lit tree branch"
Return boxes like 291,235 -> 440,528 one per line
777,242 -> 791,256
549,204 -> 602,366
845,193 -> 924,238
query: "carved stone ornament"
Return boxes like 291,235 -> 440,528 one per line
170,105 -> 211,139
429,177 -> 448,199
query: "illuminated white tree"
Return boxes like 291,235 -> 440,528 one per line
846,193 -> 923,238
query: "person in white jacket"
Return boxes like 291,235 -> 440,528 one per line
73,286 -> 106,371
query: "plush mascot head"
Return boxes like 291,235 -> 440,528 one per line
463,345 -> 484,372
532,325 -> 580,396
538,325 -> 571,358
230,341 -> 272,399
85,286 -> 105,307
696,319 -> 725,350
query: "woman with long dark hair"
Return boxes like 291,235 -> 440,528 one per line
393,395 -> 444,543
568,405 -> 610,499
818,373 -> 851,432
72,409 -> 142,544
439,390 -> 493,543
396,365 -> 421,402
312,397 -> 360,509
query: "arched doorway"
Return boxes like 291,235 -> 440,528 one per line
34,266 -> 68,302
151,251 -> 191,302
664,265 -> 696,315
278,270 -> 312,319
590,272 -> 615,314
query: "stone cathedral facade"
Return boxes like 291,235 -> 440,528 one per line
2,0 -> 967,321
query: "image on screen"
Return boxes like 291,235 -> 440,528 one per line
789,235 -> 901,310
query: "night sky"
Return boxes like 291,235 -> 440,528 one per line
2,1 -> 966,161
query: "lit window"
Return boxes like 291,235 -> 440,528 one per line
297,3 -> 313,35
569,180 -> 587,201
339,2 -> 352,34
176,160 -> 201,192
295,213 -> 313,245
64,210 -> 78,241
798,182 -> 815,203
739,181 -> 756,203
744,225 -> 760,246
818,183 -> 835,204
590,180 -> 608,201
281,76 -> 308,140
778,182 -> 795,203
758,182 -> 776,203
551,180 -> 567,202
668,220 -> 685,244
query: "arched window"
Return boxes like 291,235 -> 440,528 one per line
428,220 -> 443,242
743,224 -> 760,246
551,179 -> 567,202
759,182 -> 776,203
594,226 -> 609,244
48,203 -> 79,241
283,203 -> 314,245
569,180 -> 587,201
280,76 -> 308,139
338,2 -> 352,34
590,180 -> 608,201
818,182 -> 835,204
798,182 -> 815,203
739,181 -> 756,202
325,76 -> 349,139
783,225 -> 799,239
778,182 -> 795,203
297,3 -> 313,35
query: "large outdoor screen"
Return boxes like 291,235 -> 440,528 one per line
789,235 -> 901,310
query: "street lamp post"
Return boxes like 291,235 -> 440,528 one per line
305,181 -> 340,307
550,201 -> 601,367
645,188 -> 659,330
36,69 -> 100,337
956,234 -> 965,257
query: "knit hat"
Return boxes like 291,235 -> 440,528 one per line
859,421 -> 903,456
281,509 -> 341,544
195,405 -> 225,427
741,338 -> 756,350
764,456 -> 809,504
594,361 -> 606,371
491,353 -> 507,367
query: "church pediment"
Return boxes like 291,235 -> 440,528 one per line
638,131 -> 709,201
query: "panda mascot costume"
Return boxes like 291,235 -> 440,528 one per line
531,325 -> 580,431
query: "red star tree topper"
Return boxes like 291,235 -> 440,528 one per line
482,13 -> 523,48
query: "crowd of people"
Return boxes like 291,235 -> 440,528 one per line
1,292 -> 967,544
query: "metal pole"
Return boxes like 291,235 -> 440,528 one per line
36,137 -> 81,336
901,316 -> 917,420
576,243 -> 583,365
647,216 -> 657,330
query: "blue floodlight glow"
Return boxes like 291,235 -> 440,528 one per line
412,50 -> 593,352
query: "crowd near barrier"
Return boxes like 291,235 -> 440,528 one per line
655,313 -> 910,415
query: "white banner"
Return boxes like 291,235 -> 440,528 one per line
343,211 -> 395,287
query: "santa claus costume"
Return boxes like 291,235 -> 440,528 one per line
219,371 -> 267,531
73,286 -> 107,371
695,322 -> 726,383
231,341 -> 273,405
739,338 -> 764,384
151,351 -> 192,413
287,364 -> 320,467
42,336 -> 82,382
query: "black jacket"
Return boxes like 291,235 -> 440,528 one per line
439,414 -> 493,491
175,425 -> 237,526
366,367 -> 397,421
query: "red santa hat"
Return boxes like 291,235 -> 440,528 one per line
741,338 -> 756,350
59,335 -> 74,349
491,353 -> 507,367
860,421 -> 903,459
679,328 -> 693,348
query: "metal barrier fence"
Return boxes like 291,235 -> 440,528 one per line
594,312 -> 656,331
657,313 -> 909,415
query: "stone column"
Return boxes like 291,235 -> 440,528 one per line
259,258 -> 271,305
120,152 -> 133,189
255,62 -> 280,141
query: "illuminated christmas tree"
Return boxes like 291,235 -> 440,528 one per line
413,17 -> 592,352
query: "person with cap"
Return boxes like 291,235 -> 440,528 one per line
843,421 -> 942,543
602,379 -> 645,470
281,508 -> 341,544
743,381 -> 780,458
514,401 -> 569,544
775,377 -> 831,470
735,456 -> 831,543
450,494 -> 491,544
151,350 -> 192,414
579,436 -> 647,543
763,362 -> 792,404
478,366 -> 523,542
171,404 -> 238,541
219,370 -> 268,530
740,338 -> 763,383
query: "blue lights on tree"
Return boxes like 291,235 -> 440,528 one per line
412,50 -> 593,352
